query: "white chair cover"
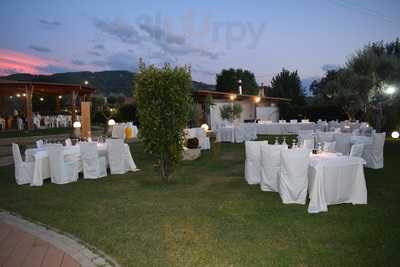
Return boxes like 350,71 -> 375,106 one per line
80,142 -> 107,179
279,149 -> 310,204
36,140 -> 44,148
244,141 -> 268,184
323,141 -> 336,153
298,130 -> 314,142
302,139 -> 314,150
260,144 -> 288,192
317,132 -> 335,143
47,144 -> 79,184
65,138 -> 72,146
12,143 -> 34,185
362,133 -> 385,169
350,144 -> 364,158
106,139 -> 138,174
334,133 -> 352,155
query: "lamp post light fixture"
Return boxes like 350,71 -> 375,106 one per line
58,95 -> 62,99
84,80 -> 89,85
384,85 -> 397,95
73,121 -> 81,139
238,80 -> 242,95
391,131 -> 399,139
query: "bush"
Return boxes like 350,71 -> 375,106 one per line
186,138 -> 199,149
134,62 -> 192,181
219,103 -> 243,122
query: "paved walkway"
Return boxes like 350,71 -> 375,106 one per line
0,212 -> 119,267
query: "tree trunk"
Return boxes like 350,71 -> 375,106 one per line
160,155 -> 170,182
375,102 -> 383,132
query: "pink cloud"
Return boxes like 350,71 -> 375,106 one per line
0,48 -> 65,76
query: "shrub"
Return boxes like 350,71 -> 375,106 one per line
134,62 -> 192,181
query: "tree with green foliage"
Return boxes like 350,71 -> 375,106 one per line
269,68 -> 305,105
216,68 -> 258,95
311,38 -> 400,131
134,62 -> 192,181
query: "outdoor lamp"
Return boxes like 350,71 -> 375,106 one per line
73,121 -> 81,139
73,121 -> 81,128
229,94 -> 237,101
108,119 -> 116,126
391,131 -> 399,139
201,123 -> 209,131
255,96 -> 261,103
385,86 -> 396,95
16,94 -> 21,98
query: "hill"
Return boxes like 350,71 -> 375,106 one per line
0,71 -> 215,96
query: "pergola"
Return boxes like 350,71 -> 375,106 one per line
0,79 -> 95,129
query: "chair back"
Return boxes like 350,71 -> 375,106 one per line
80,142 -> 98,161
280,149 -> 309,193
106,139 -> 127,174
46,144 -> 65,181
261,144 -> 288,167
350,144 -> 364,157
323,141 -> 336,153
36,139 -> 44,148
12,143 -> 23,165
302,139 -> 315,150
334,133 -> 352,155
245,141 -> 268,161
372,133 -> 386,150
65,138 -> 72,146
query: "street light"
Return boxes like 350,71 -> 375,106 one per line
384,85 -> 396,95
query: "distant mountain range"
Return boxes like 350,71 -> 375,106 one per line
0,70 -> 215,96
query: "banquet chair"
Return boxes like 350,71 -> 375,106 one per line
298,130 -> 314,142
12,143 -> 34,185
323,141 -> 336,153
334,133 -> 352,155
279,149 -> 310,204
362,133 -> 385,169
317,132 -> 335,143
36,139 -> 44,148
106,139 -> 137,174
47,144 -> 80,184
244,141 -> 269,184
65,138 -> 72,146
80,142 -> 107,179
302,139 -> 314,150
350,144 -> 364,158
260,144 -> 288,192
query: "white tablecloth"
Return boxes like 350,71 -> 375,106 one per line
308,154 -> 367,213
350,135 -> 372,145
216,125 -> 257,143
25,143 -> 132,186
255,122 -> 316,135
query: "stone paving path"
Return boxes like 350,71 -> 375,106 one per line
0,212 -> 120,267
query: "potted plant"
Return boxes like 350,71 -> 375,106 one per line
183,137 -> 201,160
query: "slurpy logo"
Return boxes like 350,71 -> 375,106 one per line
136,10 -> 267,50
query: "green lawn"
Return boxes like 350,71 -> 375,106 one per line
0,139 -> 399,266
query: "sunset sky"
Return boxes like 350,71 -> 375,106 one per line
1,0 -> 399,85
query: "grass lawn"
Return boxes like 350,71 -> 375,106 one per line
0,138 -> 399,266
